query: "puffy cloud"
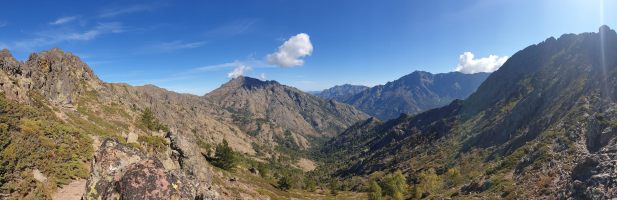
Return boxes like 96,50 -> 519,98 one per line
227,64 -> 250,78
266,33 -> 313,67
455,52 -> 509,74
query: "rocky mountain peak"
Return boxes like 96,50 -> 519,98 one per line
0,49 -> 15,60
223,76 -> 279,90
342,70 -> 489,120
0,49 -> 20,74
0,48 -> 102,104
25,48 -> 99,81
205,75 -> 369,140
599,25 -> 616,35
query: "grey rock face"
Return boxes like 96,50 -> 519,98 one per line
84,139 -> 219,200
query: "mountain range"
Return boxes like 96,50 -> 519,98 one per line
321,25 -> 617,199
0,48 -> 366,199
314,71 -> 490,120
313,84 -> 369,102
0,26 -> 616,199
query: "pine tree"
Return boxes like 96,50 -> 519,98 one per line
141,108 -> 169,131
211,139 -> 238,170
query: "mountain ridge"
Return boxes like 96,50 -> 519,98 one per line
339,70 -> 489,120
0,48 -> 369,199
314,84 -> 369,102
323,25 -> 617,199
205,76 -> 369,144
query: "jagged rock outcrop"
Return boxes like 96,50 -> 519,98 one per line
84,139 -> 219,200
0,48 -> 101,104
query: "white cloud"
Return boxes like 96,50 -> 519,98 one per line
146,40 -> 206,53
227,64 -> 251,79
99,4 -> 156,18
50,16 -> 78,25
455,52 -> 508,73
206,19 -> 257,36
10,22 -> 124,51
258,73 -> 266,80
266,33 -> 313,67
63,22 -> 124,40
194,61 -> 240,72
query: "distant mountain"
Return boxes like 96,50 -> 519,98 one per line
314,84 -> 369,102
342,71 -> 490,120
205,76 -> 369,147
324,26 -> 617,199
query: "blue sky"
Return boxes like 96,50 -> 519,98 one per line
0,0 -> 614,94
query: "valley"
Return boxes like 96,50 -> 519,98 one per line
0,6 -> 615,199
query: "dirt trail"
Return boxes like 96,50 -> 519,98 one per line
52,179 -> 86,200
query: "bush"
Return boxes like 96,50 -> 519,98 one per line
330,179 -> 339,196
140,108 -> 169,132
209,140 -> 238,170
444,167 -> 463,187
256,163 -> 270,178
0,94 -> 93,198
368,180 -> 383,200
304,178 -> 317,192
138,135 -> 169,153
381,170 -> 407,200
277,174 -> 292,191
411,168 -> 441,199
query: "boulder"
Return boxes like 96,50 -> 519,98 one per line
126,132 -> 138,144
32,169 -> 47,183
83,139 -> 219,200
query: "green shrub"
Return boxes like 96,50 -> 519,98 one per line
138,135 -> 169,153
368,180 -> 383,200
381,170 -> 407,200
330,179 -> 339,196
277,174 -> 292,191
411,168 -> 441,199
304,178 -> 317,192
0,94 -> 93,198
140,108 -> 169,132
209,140 -> 238,170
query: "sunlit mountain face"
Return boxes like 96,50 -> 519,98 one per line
0,1 -> 616,200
